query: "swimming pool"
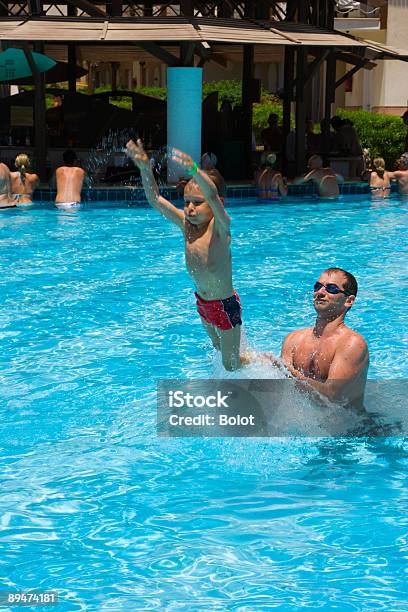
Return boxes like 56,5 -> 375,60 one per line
0,195 -> 407,610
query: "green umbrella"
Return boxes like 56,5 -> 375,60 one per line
0,47 -> 56,82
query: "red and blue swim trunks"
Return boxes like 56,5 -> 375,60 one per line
195,291 -> 242,331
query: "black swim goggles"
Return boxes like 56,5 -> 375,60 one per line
313,281 -> 352,296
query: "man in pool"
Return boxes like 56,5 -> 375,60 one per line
54,150 -> 86,209
280,268 -> 369,408
0,162 -> 15,209
293,155 -> 343,198
388,152 -> 408,196
126,139 -> 243,370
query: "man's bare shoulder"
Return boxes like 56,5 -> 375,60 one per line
338,327 -> 368,355
72,166 -> 86,176
56,166 -> 85,174
284,327 -> 313,344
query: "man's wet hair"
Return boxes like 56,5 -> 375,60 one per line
399,153 -> 408,169
325,267 -> 358,296
63,149 -> 77,165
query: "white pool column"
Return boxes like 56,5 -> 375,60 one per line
167,67 -> 202,183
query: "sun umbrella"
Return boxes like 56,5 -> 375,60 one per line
7,61 -> 87,85
0,47 -> 57,82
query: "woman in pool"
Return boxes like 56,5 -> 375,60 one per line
369,157 -> 391,198
255,153 -> 287,200
10,154 -> 39,206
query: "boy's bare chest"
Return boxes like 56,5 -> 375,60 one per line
185,229 -> 229,270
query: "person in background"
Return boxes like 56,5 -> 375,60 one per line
330,116 -> 364,176
401,110 -> 408,152
255,152 -> 287,200
293,155 -> 343,198
0,162 -> 15,209
52,95 -> 62,107
306,120 -> 321,156
285,129 -> 309,179
369,157 -> 391,198
10,154 -> 39,206
330,116 -> 362,156
388,152 -> 408,196
54,150 -> 86,210
261,113 -> 283,152
201,152 -> 218,172
200,152 -> 226,194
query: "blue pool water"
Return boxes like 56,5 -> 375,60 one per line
0,195 -> 407,610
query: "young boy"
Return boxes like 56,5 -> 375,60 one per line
126,139 -> 243,370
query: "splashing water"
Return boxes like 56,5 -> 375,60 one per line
84,129 -> 169,190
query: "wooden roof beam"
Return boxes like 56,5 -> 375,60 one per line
334,50 -> 366,65
292,48 -> 329,92
136,41 -> 179,66
65,0 -> 105,18
194,40 -> 211,60
335,62 -> 365,89
181,40 -> 195,65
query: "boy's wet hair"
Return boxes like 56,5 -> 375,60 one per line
187,169 -> 227,199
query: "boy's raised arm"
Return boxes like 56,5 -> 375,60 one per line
126,140 -> 184,230
171,149 -> 230,233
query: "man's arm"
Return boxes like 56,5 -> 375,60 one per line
126,140 -> 184,230
286,335 -> 368,403
171,149 -> 230,233
292,170 -> 314,186
276,173 -> 288,196
0,165 -> 12,199
281,331 -> 297,366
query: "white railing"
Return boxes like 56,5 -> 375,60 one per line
335,1 -> 381,17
